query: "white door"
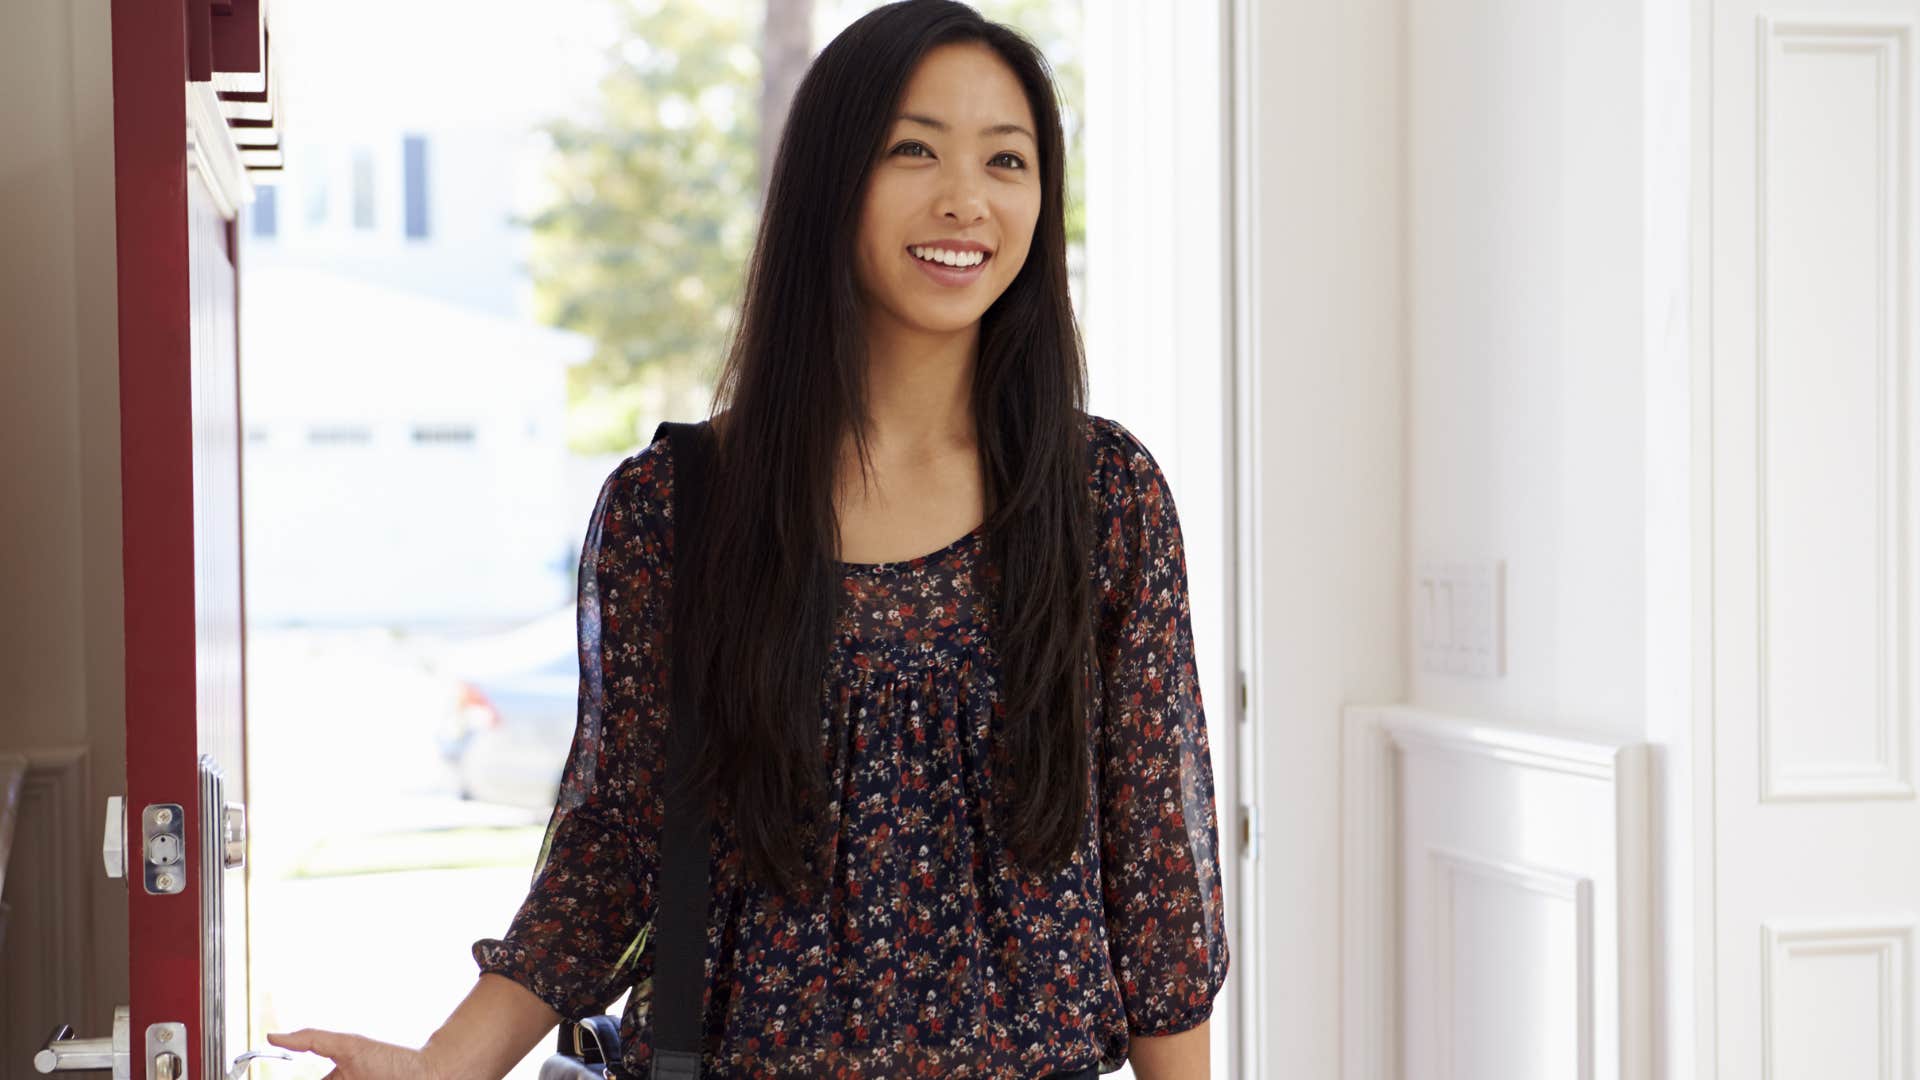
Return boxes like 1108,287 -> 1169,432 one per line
1710,1 -> 1920,1075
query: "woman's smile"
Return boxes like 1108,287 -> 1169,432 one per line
907,244 -> 993,287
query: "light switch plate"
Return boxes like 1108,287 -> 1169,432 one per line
1415,559 -> 1505,677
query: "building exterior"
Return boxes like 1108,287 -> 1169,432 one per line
236,1 -> 608,628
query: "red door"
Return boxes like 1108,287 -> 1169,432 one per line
33,4 -> 283,1079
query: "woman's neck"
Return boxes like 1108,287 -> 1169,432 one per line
858,322 -> 979,460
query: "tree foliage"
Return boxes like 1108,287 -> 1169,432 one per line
523,0 -> 762,452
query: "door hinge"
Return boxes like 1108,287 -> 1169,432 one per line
1239,802 -> 1259,861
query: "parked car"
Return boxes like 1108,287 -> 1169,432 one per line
434,605 -> 580,811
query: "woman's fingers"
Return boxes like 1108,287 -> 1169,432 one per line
263,1025 -> 441,1080
266,1028 -> 345,1064
265,1029 -> 324,1053
266,1027 -> 433,1080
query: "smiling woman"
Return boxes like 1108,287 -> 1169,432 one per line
266,3 -> 1228,1077
852,62 -> 1037,377
854,49 -> 1041,314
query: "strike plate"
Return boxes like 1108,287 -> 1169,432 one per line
146,1022 -> 188,1079
142,803 -> 186,896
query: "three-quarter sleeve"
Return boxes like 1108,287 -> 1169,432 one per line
470,442 -> 673,1021
1090,418 -> 1231,1038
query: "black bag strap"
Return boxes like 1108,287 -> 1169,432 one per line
649,418 -> 714,1080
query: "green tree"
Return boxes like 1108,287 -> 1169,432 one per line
524,0 -> 764,453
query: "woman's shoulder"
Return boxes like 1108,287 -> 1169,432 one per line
1081,411 -> 1173,511
1083,409 -> 1149,458
589,425 -> 683,544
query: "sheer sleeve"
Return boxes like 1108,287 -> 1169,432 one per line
470,438 -> 674,1021
1090,417 -> 1231,1038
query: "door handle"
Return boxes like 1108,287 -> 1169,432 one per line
226,1049 -> 295,1078
32,1004 -> 128,1077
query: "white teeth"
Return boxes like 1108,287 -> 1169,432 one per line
911,246 -> 985,268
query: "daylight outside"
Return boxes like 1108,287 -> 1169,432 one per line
237,2 -> 1086,1076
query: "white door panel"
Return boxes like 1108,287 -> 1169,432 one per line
1711,2 -> 1920,1075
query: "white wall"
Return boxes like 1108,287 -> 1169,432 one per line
0,0 -> 131,1048
1400,0 -> 1697,1076
1245,0 -> 1408,1074
1406,0 -> 1648,735
1241,0 -> 1697,1074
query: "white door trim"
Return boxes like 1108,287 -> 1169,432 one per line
1225,0 -> 1266,1075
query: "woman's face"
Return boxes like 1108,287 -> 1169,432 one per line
853,41 -> 1043,339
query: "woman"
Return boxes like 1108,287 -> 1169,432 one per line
268,2 -> 1227,1076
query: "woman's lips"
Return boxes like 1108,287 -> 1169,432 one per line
908,248 -> 991,287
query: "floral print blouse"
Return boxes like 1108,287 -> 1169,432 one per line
472,413 -> 1229,1078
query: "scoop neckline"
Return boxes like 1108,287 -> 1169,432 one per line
837,521 -> 986,573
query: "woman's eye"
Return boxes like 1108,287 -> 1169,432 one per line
889,142 -> 1026,170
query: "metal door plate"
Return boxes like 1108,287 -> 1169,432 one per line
146,1022 -> 188,1079
141,803 -> 186,895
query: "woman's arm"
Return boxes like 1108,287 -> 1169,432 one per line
264,973 -> 560,1080
419,974 -> 564,1080
1090,418 -> 1231,1073
1128,1020 -> 1210,1080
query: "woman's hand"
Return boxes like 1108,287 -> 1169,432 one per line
264,1028 -> 445,1080
262,973 -> 565,1080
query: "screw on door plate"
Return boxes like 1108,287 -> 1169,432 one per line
142,803 -> 187,895
147,1022 -> 188,1079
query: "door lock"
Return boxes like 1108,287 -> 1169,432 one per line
145,1022 -> 187,1079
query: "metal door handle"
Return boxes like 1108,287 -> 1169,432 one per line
32,1004 -> 129,1076
33,1023 -> 116,1072
227,1048 -> 296,1079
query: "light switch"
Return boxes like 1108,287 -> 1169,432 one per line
1415,559 -> 1504,677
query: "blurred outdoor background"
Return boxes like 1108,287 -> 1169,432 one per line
238,1 -> 1084,1076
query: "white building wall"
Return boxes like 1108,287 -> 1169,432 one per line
236,0 -> 615,629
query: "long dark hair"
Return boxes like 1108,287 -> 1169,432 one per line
675,0 -> 1091,903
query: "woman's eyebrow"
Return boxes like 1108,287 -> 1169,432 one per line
895,112 -> 1035,143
